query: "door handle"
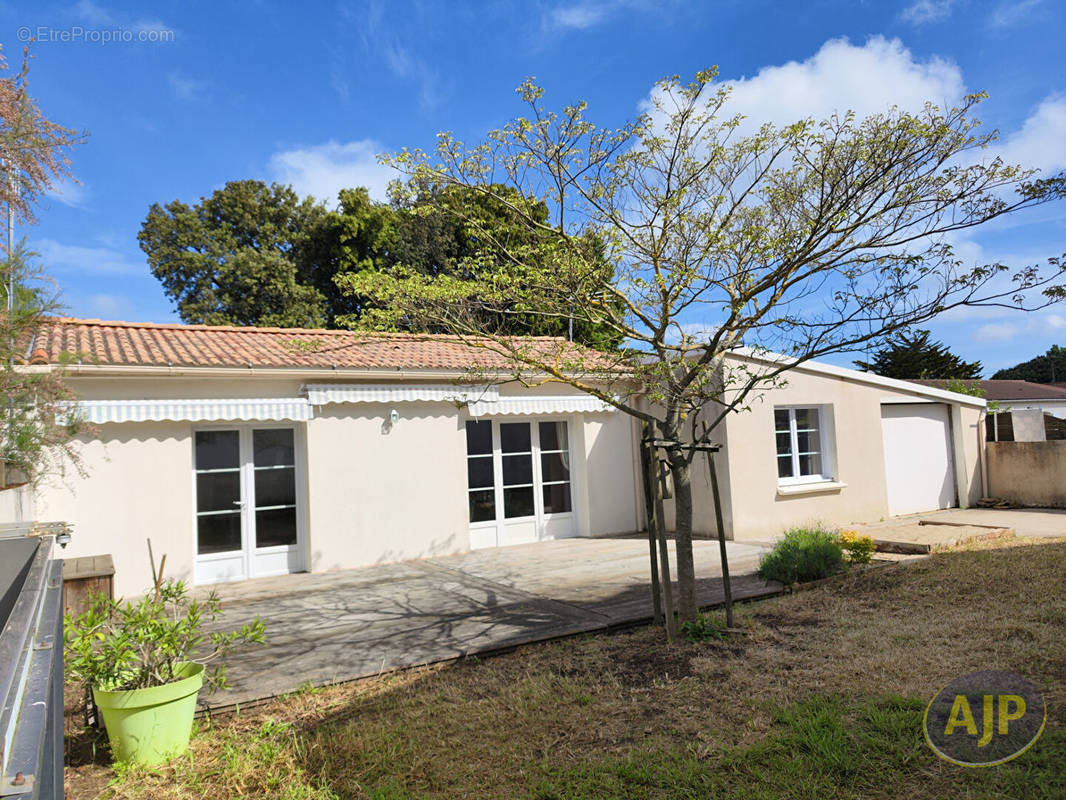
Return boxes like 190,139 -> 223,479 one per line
232,500 -> 245,507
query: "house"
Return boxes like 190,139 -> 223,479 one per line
910,379 -> 1066,419
672,350 -> 986,541
7,318 -> 985,597
910,378 -> 1066,441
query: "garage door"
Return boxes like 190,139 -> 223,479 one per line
880,403 -> 957,516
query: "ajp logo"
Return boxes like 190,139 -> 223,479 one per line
924,670 -> 1046,766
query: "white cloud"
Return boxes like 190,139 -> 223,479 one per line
994,94 -> 1066,173
976,322 -> 1021,341
267,139 -> 398,205
36,239 -> 142,276
549,2 -> 609,29
989,0 -> 1043,28
974,311 -> 1066,343
73,2 -> 174,39
46,177 -> 88,208
345,1 -> 443,111
673,36 -> 966,132
900,0 -> 956,25
74,0 -> 112,24
167,71 -> 207,102
86,293 -> 124,317
132,19 -> 174,36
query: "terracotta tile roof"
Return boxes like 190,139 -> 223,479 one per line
909,379 -> 1066,401
30,318 -> 615,372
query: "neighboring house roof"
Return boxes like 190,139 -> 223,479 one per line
909,379 -> 1066,402
25,318 -> 613,374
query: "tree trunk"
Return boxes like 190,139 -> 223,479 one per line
652,452 -> 677,642
639,425 -> 663,625
669,452 -> 698,623
706,450 -> 734,628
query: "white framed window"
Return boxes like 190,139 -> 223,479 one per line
774,406 -> 833,485
464,418 -> 573,525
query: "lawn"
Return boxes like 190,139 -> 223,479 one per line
66,537 -> 1066,799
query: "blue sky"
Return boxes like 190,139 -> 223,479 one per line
2,0 -> 1065,374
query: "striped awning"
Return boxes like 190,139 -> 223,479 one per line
467,394 -> 617,416
70,398 -> 313,424
304,383 -> 499,405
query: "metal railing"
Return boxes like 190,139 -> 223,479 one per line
0,524 -> 67,799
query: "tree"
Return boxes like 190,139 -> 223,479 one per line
378,182 -> 624,349
0,46 -> 87,485
140,179 -> 623,347
139,180 -> 333,327
853,329 -> 982,379
341,71 -> 1066,629
992,345 -> 1066,382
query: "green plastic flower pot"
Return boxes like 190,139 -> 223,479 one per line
93,662 -> 204,766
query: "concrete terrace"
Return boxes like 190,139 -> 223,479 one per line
201,537 -> 778,710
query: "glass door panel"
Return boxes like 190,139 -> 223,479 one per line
500,422 -> 534,519
252,429 -> 297,549
465,421 -> 496,523
538,421 -> 572,514
195,430 -> 242,555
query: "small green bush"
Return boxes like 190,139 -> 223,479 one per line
681,613 -> 728,642
839,530 -> 876,565
758,527 -> 846,584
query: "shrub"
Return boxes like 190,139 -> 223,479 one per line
681,613 -> 728,642
839,530 -> 876,565
758,527 -> 846,584
65,579 -> 266,693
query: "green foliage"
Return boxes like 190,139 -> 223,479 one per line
838,530 -> 875,565
680,612 -> 728,642
757,527 -> 846,584
992,344 -> 1066,383
0,50 -> 87,486
853,329 -> 982,379
139,178 -> 622,347
64,579 -> 266,692
138,180 -> 332,328
0,245 -> 88,486
942,378 -> 985,397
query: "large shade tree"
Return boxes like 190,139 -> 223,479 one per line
139,180 -> 333,328
140,180 -> 622,347
341,71 -> 1066,625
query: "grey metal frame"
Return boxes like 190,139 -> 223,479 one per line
0,528 -> 66,799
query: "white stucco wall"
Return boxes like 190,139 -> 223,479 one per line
581,411 -> 642,536
713,361 -> 984,541
305,402 -> 470,571
19,373 -> 642,596
34,421 -> 195,597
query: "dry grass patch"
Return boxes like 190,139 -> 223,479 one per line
66,540 -> 1066,799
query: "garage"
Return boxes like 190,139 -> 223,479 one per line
880,403 -> 957,516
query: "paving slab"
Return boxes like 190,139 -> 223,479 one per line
913,508 -> 1066,538
201,537 -> 779,710
856,522 -> 1013,554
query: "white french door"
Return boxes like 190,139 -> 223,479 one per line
193,425 -> 305,584
466,418 -> 576,548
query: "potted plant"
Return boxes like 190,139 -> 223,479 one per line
65,579 -> 265,766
